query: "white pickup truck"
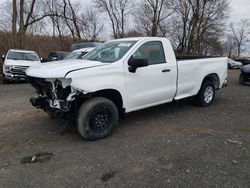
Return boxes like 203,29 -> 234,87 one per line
26,37 -> 227,140
2,49 -> 41,84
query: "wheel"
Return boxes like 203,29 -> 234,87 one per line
239,73 -> 244,85
195,81 -> 215,107
77,97 -> 118,141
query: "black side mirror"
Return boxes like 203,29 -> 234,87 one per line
128,57 -> 148,73
2,55 -> 5,62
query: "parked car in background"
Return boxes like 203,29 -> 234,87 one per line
228,58 -> 242,69
2,49 -> 41,84
64,48 -> 95,60
234,58 -> 250,66
239,64 -> 250,84
71,42 -> 101,51
42,51 -> 69,62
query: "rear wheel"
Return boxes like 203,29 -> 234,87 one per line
77,97 -> 118,141
195,81 -> 215,107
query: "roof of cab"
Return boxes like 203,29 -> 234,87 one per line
110,37 -> 167,42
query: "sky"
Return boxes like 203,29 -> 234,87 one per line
79,0 -> 250,24
229,0 -> 250,23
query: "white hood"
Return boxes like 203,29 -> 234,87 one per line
4,59 -> 41,67
26,59 -> 107,78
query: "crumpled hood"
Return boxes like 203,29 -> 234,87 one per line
241,64 -> 250,73
4,59 -> 40,67
26,59 -> 107,78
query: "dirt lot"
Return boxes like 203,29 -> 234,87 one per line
0,70 -> 249,187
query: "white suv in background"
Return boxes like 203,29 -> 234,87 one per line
2,49 -> 41,84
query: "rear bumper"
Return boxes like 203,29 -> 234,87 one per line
222,78 -> 228,87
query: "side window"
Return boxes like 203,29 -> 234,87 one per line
132,41 -> 166,65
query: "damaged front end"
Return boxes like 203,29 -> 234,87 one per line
28,77 -> 80,118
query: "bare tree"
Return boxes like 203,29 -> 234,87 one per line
79,7 -> 104,41
67,0 -> 81,39
230,19 -> 250,58
9,0 -> 58,48
223,34 -> 237,57
12,0 -> 17,47
134,0 -> 174,37
170,0 -> 229,55
94,0 -> 131,39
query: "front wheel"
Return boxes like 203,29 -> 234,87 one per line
77,97 -> 119,141
195,81 -> 215,107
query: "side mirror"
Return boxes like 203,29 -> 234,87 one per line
128,57 -> 148,73
2,55 -> 5,62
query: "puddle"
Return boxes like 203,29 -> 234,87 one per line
21,152 -> 54,164
101,170 -> 117,182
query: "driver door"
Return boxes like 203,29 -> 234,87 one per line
125,41 -> 177,112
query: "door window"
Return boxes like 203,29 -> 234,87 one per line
132,41 -> 166,65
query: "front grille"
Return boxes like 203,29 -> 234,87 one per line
10,66 -> 29,76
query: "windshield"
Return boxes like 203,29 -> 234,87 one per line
64,51 -> 88,60
7,51 -> 39,61
83,41 -> 137,63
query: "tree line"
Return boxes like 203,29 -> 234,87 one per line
0,0 -> 249,57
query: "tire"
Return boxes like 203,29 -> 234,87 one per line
195,80 -> 215,107
239,73 -> 244,85
77,97 -> 118,141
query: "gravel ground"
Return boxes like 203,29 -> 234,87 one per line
0,70 -> 249,188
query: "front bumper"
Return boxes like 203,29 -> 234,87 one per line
4,73 -> 27,81
30,96 -> 72,112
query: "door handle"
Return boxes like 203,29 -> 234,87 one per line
162,69 -> 171,73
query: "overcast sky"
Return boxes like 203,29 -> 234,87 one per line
230,0 -> 250,23
79,0 -> 250,24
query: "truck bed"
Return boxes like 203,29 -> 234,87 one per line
174,57 -> 228,100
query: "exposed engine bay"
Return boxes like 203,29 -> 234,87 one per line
28,77 -> 80,118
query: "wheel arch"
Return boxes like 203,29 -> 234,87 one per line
202,73 -> 220,90
91,89 -> 124,115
